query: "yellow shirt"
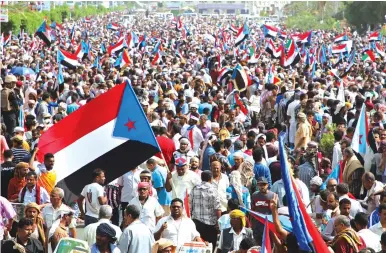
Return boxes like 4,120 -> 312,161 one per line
295,122 -> 312,149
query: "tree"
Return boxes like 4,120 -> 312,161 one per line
345,1 -> 386,30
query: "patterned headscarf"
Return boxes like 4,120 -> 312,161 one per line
229,209 -> 246,227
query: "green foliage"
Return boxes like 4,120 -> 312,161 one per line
286,11 -> 336,30
1,3 -> 129,34
320,124 -> 337,158
345,1 -> 386,29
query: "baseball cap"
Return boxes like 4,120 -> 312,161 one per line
256,177 -> 268,184
175,157 -> 187,167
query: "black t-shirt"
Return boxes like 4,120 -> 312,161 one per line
2,238 -> 44,253
1,161 -> 15,198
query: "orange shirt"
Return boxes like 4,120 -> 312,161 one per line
8,177 -> 26,200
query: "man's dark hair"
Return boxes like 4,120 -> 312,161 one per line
380,191 -> 386,202
266,132 -> 276,142
320,190 -> 329,202
239,237 -> 256,250
172,124 -> 181,135
379,203 -> 386,214
337,183 -> 349,195
18,218 -> 34,229
340,138 -> 351,147
42,92 -> 51,101
247,131 -> 256,139
26,171 -> 37,179
166,110 -> 175,117
339,198 -> 351,207
92,168 -> 105,179
159,127 -> 168,135
213,140 -> 224,152
3,149 -> 13,159
152,126 -> 160,136
44,153 -> 54,160
381,231 -> 386,246
201,171 -> 213,182
354,212 -> 368,228
328,191 -> 339,201
223,139 -> 232,149
125,205 -> 140,219
246,139 -> 255,149
252,147 -> 264,162
228,198 -> 240,211
334,130 -> 344,142
170,198 -> 183,207
146,158 -> 156,165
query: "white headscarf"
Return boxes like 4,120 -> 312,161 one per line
229,170 -> 244,207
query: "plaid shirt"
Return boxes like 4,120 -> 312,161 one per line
190,182 -> 221,226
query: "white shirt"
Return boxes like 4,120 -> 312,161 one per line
18,185 -> 50,204
332,142 -> 342,170
339,195 -> 364,217
218,227 -> 248,251
118,169 -> 142,203
183,126 -> 204,154
83,219 -> 122,247
155,216 -> 200,248
42,203 -> 76,230
357,229 -> 381,251
171,170 -> 201,200
369,222 -> 386,237
128,196 -> 164,233
361,180 -> 384,214
80,182 -> 105,218
212,173 -> 230,212
118,220 -> 154,253
172,133 -> 182,150
287,100 -> 300,123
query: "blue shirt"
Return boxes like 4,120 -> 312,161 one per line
198,102 -> 213,119
181,103 -> 189,115
152,166 -> 171,205
226,185 -> 251,210
67,103 -> 80,115
253,162 -> 272,188
368,207 -> 380,227
202,145 -> 216,171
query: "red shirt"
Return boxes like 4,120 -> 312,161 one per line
155,136 -> 176,166
333,236 -> 366,253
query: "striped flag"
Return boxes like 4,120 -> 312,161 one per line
261,217 -> 272,253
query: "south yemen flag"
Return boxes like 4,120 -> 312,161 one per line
36,20 -> 52,46
37,82 -> 160,197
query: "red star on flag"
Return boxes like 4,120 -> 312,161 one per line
359,134 -> 363,144
124,119 -> 136,131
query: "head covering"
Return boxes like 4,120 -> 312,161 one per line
179,137 -> 190,145
138,182 -> 150,191
25,202 -> 40,214
297,112 -> 307,121
233,151 -> 244,159
229,170 -> 244,207
229,209 -> 246,227
175,157 -> 187,167
151,239 -> 176,253
334,102 -> 345,115
310,176 -> 323,186
14,126 -> 25,133
96,223 -> 117,241
257,176 -> 268,184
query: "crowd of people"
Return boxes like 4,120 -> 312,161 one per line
2,6 -> 386,253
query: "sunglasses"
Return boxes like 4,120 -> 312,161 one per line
138,188 -> 148,191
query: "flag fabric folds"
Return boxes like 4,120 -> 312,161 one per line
231,64 -> 249,92
108,37 -> 127,55
217,67 -> 233,87
278,132 -> 330,253
234,23 -> 249,47
36,20 -> 52,46
57,48 -> 79,69
38,82 -> 160,199
351,103 -> 368,154
261,217 -> 272,253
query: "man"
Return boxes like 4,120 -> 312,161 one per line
211,161 -> 230,214
332,130 -> 344,170
361,172 -> 384,214
91,223 -> 120,253
42,187 -> 77,239
166,157 -> 201,200
369,204 -> 386,237
331,215 -> 366,253
118,167 -> 142,218
323,196 -> 353,241
78,168 -> 107,226
183,112 -> 204,154
217,209 -> 253,253
36,92 -> 51,125
13,127 -> 30,151
252,148 -> 271,187
309,176 -> 323,214
11,135 -> 29,164
190,156 -> 202,175
1,150 -> 16,198
294,112 -> 312,151
50,210 -> 74,252
353,212 -> 381,251
30,148 -> 56,194
2,218 -> 44,253
128,181 -> 164,232
156,127 -> 176,168
327,178 -> 338,193
118,205 -> 154,253
342,147 -> 365,198
298,149 -> 318,192
171,137 -> 196,168
1,75 -> 19,135
147,158 -> 171,214
139,170 -> 157,198
190,171 -> 221,251
337,183 -> 364,217
287,92 -> 300,148
18,171 -> 50,205
251,176 -> 277,244
369,192 -> 386,227
154,198 -> 201,249
83,205 -> 122,247
210,140 -> 232,173
20,203 -> 46,247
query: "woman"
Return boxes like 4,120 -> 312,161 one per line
8,162 -> 29,201
226,171 -> 251,209
91,223 -> 120,253
152,239 -> 176,253
239,161 -> 257,195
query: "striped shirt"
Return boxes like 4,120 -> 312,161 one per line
11,147 -> 29,164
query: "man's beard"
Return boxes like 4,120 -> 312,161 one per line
190,165 -> 198,170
